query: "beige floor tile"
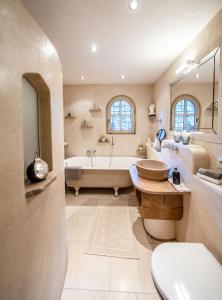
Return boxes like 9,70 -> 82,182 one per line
65,192 -> 90,205
110,257 -> 145,293
136,243 -> 159,294
61,289 -> 137,300
66,200 -> 98,219
132,218 -> 151,245
136,293 -> 162,300
64,242 -> 110,290
67,216 -> 95,242
65,206 -> 77,220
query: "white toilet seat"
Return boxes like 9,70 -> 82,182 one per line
151,242 -> 222,300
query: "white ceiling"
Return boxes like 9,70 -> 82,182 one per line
22,0 -> 222,85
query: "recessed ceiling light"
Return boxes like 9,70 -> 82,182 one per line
196,74 -> 199,78
91,44 -> 97,53
129,0 -> 139,11
80,75 -> 85,80
121,74 -> 125,80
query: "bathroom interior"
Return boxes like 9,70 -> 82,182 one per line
1,0 -> 222,299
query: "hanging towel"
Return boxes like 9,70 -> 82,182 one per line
65,166 -> 82,181
197,168 -> 222,180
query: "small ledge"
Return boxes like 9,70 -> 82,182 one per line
25,171 -> 57,198
98,141 -> 110,144
89,108 -> 101,112
81,125 -> 93,129
194,175 -> 222,197
65,115 -> 76,119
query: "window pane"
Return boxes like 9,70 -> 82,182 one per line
175,100 -> 184,114
111,100 -> 120,114
108,98 -> 134,133
186,100 -> 195,114
174,98 -> 197,131
110,115 -> 120,130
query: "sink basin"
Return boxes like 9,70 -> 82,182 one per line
136,159 -> 170,181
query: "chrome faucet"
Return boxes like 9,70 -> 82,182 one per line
111,136 -> 114,146
86,149 -> 96,156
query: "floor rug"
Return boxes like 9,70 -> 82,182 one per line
85,205 -> 138,259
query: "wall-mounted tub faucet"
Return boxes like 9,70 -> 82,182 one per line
86,149 -> 96,156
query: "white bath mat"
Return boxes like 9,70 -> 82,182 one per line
85,205 -> 138,259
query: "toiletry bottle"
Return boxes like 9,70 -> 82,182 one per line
173,168 -> 180,185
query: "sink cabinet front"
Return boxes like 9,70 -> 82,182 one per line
136,190 -> 183,221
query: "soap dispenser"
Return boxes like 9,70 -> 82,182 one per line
173,168 -> 180,185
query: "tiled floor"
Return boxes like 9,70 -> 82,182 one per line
61,189 -> 162,300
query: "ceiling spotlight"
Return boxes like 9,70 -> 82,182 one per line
195,74 -> 199,78
129,0 -> 139,11
121,74 -> 125,80
80,75 -> 85,80
91,44 -> 97,53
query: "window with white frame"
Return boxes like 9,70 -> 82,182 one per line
172,95 -> 200,131
107,96 -> 136,134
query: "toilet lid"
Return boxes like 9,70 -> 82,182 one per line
151,243 -> 222,300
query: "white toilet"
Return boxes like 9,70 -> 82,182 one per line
151,243 -> 222,300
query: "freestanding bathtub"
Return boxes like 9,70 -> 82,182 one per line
65,156 -> 140,196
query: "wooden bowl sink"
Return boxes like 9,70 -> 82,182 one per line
136,159 -> 170,181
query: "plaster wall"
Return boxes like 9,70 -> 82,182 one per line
0,1 -> 67,299
63,84 -> 154,157
153,9 -> 222,258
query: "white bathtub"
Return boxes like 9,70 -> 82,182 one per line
65,156 -> 140,196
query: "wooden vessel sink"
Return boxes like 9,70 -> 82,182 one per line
136,159 -> 170,181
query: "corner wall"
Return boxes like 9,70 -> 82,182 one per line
0,1 -> 67,299
153,9 -> 222,260
64,84 -> 154,157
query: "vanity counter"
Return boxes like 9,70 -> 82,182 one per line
129,165 -> 189,222
129,165 -> 182,195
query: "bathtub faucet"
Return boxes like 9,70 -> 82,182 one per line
86,149 -> 96,156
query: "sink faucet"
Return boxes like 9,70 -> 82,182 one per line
111,136 -> 114,146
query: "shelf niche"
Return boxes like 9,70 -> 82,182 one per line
65,115 -> 76,119
89,108 -> 101,112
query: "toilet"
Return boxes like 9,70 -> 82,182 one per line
151,243 -> 222,300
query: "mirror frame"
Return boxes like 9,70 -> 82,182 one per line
170,46 -> 220,134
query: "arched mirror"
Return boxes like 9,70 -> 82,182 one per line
170,47 -> 220,134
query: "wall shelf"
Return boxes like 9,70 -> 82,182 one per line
25,171 -> 57,198
81,125 -> 93,129
136,149 -> 147,158
98,140 -> 110,144
65,115 -> 76,119
89,108 -> 101,112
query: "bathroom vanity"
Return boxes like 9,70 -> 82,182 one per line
130,165 -> 190,240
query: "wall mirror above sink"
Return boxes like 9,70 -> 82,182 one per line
170,47 -> 220,135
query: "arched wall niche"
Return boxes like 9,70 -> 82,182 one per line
23,73 -> 53,171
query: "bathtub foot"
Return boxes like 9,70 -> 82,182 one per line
74,187 -> 79,197
114,187 -> 119,197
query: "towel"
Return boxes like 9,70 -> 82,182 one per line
197,168 -> 222,180
65,166 -> 82,181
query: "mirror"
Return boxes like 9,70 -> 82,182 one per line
170,47 -> 220,134
156,129 -> 166,142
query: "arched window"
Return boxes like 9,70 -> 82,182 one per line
171,95 -> 200,131
107,95 -> 136,134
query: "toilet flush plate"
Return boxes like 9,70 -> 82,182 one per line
151,242 -> 222,300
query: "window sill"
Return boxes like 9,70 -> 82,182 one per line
25,171 -> 57,198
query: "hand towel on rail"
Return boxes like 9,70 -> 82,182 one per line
197,168 -> 222,180
65,166 -> 82,181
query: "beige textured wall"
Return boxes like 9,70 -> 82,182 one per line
153,9 -> 222,258
64,84 -> 154,157
0,1 -> 67,299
